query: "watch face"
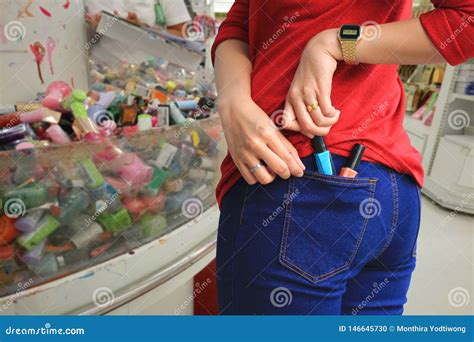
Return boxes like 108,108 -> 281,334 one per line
339,25 -> 361,39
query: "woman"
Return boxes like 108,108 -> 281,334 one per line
212,0 -> 473,315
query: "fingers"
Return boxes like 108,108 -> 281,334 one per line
303,90 -> 339,127
242,155 -> 275,185
267,134 -> 305,177
235,161 -> 258,185
292,99 -> 331,137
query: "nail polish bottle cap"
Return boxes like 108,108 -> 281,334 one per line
312,136 -> 327,154
346,144 -> 366,170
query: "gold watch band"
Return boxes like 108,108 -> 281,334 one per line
340,40 -> 359,65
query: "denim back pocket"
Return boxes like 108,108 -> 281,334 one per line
279,171 -> 378,283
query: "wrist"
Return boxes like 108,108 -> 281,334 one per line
218,93 -> 253,112
311,28 -> 344,61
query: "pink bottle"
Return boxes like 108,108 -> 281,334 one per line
42,81 -> 72,111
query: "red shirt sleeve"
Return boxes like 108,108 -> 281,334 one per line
420,0 -> 474,65
211,0 -> 249,64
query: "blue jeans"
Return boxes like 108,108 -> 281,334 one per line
217,154 -> 421,315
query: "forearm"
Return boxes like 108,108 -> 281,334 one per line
214,40 -> 252,104
319,18 -> 446,65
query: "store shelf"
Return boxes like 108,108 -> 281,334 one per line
450,93 -> 474,102
403,113 -> 431,136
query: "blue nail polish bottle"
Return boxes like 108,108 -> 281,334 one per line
312,136 -> 335,175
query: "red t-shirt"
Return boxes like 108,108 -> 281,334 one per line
212,0 -> 474,206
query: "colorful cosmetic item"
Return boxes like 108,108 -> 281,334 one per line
42,81 -> 72,111
97,208 -> 132,234
145,167 -> 168,195
55,188 -> 91,223
19,108 -> 61,125
46,124 -> 71,144
62,88 -> 87,111
22,240 -> 45,265
117,154 -> 153,187
71,102 -> 100,139
0,244 -> 16,284
140,214 -> 167,238
312,136 -> 335,176
169,101 -> 187,125
0,112 -> 21,128
0,124 -> 35,147
3,185 -> 50,211
187,169 -> 215,182
17,215 -> 61,251
79,159 -> 105,189
120,96 -> 139,126
69,219 -> 104,249
339,144 -> 366,178
137,114 -> 153,131
176,100 -> 198,111
88,182 -> 123,214
15,210 -> 45,233
0,215 -> 19,245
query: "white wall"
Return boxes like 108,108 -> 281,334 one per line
0,0 -> 89,104
215,0 -> 234,13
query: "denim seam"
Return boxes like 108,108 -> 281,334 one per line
376,171 -> 399,258
279,177 -> 377,284
239,184 -> 250,226
279,177 -> 294,264
302,173 -> 377,186
411,187 -> 422,258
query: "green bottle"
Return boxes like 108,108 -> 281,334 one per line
155,1 -> 166,27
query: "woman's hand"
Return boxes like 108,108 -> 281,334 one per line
219,98 -> 306,185
285,29 -> 343,138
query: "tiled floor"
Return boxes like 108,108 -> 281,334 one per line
405,196 -> 473,315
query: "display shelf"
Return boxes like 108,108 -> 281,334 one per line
450,93 -> 474,102
404,113 -> 431,136
419,61 -> 474,214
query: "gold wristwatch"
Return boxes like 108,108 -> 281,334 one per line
338,24 -> 362,65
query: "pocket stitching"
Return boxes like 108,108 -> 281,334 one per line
238,184 -> 250,226
302,170 -> 378,185
279,177 -> 377,283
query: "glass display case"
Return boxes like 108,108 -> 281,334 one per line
0,0 -> 222,305
0,117 -> 225,298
